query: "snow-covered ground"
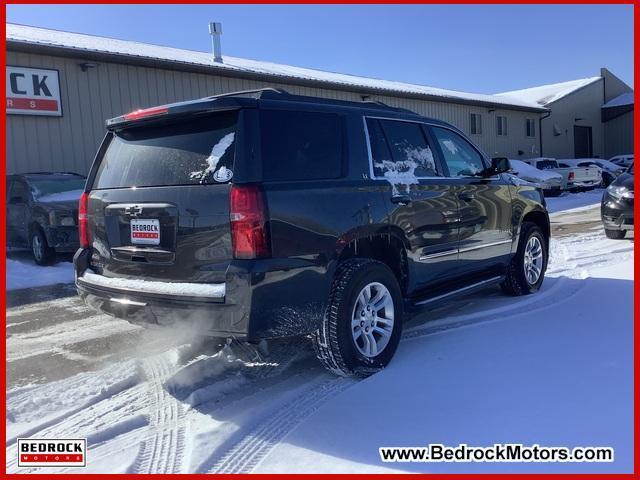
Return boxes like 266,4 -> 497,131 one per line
545,188 -> 603,215
6,256 -> 75,291
5,206 -> 633,474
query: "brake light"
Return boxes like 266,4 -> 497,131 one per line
123,106 -> 168,121
229,184 -> 270,259
79,192 -> 90,249
568,171 -> 575,181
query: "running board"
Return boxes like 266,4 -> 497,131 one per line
411,275 -> 504,308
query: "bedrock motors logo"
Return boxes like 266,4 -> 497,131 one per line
18,438 -> 87,467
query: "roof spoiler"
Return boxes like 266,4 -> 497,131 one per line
105,88 -> 288,129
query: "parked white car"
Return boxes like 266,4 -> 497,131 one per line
572,158 -> 625,187
509,159 -> 563,196
609,154 -> 634,168
555,159 -> 602,191
523,157 -> 601,192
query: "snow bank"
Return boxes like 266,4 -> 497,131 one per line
546,189 -> 603,214
6,258 -> 74,291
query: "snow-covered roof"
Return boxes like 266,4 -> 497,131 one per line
6,23 -> 545,111
496,77 -> 601,106
602,91 -> 634,108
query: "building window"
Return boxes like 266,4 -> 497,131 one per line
469,113 -> 482,135
496,116 -> 508,136
526,119 -> 536,137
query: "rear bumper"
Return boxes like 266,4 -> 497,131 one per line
567,179 -> 600,190
73,249 -> 332,340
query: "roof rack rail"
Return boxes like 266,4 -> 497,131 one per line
207,88 -> 290,100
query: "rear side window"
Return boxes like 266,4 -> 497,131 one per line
366,118 -> 438,178
260,110 -> 343,181
93,112 -> 237,189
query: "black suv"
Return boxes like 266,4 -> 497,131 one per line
7,172 -> 86,265
74,89 -> 550,376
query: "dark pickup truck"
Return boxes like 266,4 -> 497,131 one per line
74,89 -> 550,377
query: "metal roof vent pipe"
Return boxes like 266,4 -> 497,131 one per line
209,22 -> 223,63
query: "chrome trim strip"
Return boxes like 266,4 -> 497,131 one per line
414,276 -> 502,306
419,249 -> 458,261
458,239 -> 512,254
419,239 -> 512,261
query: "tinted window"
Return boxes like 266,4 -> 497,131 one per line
9,181 -> 29,203
431,127 -> 485,177
29,177 -> 86,198
558,162 -> 570,168
260,110 -> 343,181
367,118 -> 438,178
93,112 -> 237,189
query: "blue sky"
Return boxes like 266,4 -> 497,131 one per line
6,4 -> 634,94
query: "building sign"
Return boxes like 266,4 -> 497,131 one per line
6,66 -> 62,116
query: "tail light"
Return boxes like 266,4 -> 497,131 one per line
229,184 -> 270,259
78,192 -> 90,248
568,171 -> 575,181
123,105 -> 168,121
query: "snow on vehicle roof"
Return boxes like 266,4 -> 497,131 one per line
496,76 -> 601,106
509,159 -> 562,181
602,91 -> 634,108
6,23 -> 545,111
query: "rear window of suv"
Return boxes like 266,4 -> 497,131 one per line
93,111 -> 237,189
260,110 -> 343,181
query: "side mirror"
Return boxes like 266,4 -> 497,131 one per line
9,196 -> 23,205
490,157 -> 511,175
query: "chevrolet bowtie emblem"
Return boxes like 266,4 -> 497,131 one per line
124,205 -> 143,216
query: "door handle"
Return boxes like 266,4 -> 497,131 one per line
458,192 -> 475,202
391,195 -> 412,205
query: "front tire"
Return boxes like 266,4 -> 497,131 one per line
605,228 -> 626,239
312,259 -> 403,377
31,228 -> 55,266
501,222 -> 548,296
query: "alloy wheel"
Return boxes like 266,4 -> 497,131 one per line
524,236 -> 543,285
351,282 -> 395,358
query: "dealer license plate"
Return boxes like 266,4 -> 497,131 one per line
130,219 -> 160,245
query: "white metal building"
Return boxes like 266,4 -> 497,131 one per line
6,23 -> 548,175
498,68 -> 634,160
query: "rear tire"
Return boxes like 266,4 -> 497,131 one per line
31,228 -> 55,266
605,228 -> 626,239
501,222 -> 547,296
312,259 -> 403,377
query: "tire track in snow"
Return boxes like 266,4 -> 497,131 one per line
131,353 -> 186,474
205,376 -> 353,474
